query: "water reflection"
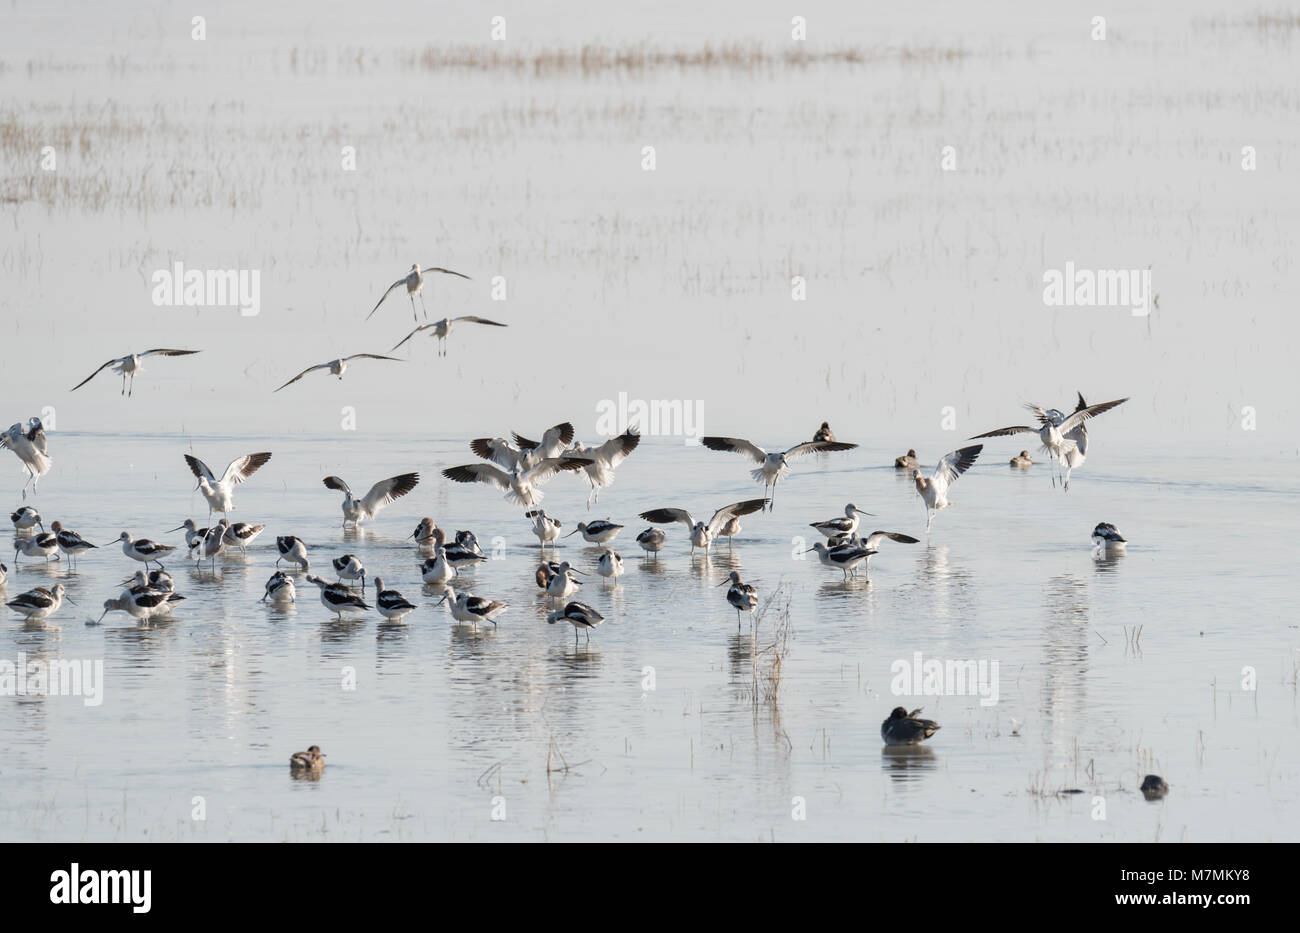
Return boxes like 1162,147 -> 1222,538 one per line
1091,550 -> 1127,575
881,744 -> 938,782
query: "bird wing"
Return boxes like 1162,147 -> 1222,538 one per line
638,507 -> 695,530
274,363 -> 327,392
140,348 -> 201,359
707,498 -> 769,535
470,437 -> 523,470
183,454 -> 216,483
344,353 -> 402,364
593,426 -> 641,467
441,463 -> 512,491
701,436 -> 767,464
783,440 -> 858,459
516,422 -> 575,459
26,422 -> 48,454
522,456 -> 592,485
969,424 -> 1036,439
390,324 -> 434,352
1057,397 -> 1128,435
219,452 -> 273,486
861,531 -> 921,549
361,473 -> 419,513
70,357 -> 124,391
930,445 -> 982,496
366,278 -> 406,320
451,316 -> 506,327
421,266 -> 472,280
322,475 -> 353,496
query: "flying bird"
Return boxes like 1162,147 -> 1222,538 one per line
184,451 -> 273,518
970,396 -> 1128,489
700,436 -> 858,509
275,354 -> 402,392
913,445 -> 983,531
638,498 -> 768,553
2,419 -> 52,498
322,473 -> 419,527
470,422 -> 576,473
567,426 -> 641,507
367,263 -> 471,322
390,317 -> 507,357
442,456 -> 592,507
71,349 -> 201,397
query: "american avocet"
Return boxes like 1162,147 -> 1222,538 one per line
390,316 -> 508,357
443,455 -> 592,508
913,445 -> 983,532
290,745 -> 326,774
809,503 -> 875,539
567,426 -> 641,507
304,575 -> 370,618
813,422 -> 836,443
262,570 -> 296,603
114,531 -> 176,569
11,507 -> 43,533
1140,775 -> 1168,800
372,577 -> 417,621
894,449 -> 918,470
971,396 -> 1128,489
1091,522 -> 1127,551
14,531 -> 59,563
366,264 -> 471,322
0,562 -> 7,587
99,588 -> 184,623
274,354 -> 402,392
470,422 -> 576,472
596,549 -> 624,584
183,451 -> 273,518
881,707 -> 940,746
411,517 -> 439,546
526,509 -> 563,549
50,521 -> 96,568
443,531 -> 487,569
6,583 -> 71,620
436,586 -> 508,627
831,531 -> 921,568
70,348 -> 201,397
420,544 -> 458,586
322,472 -> 419,527
700,436 -> 858,510
168,519 -> 209,555
223,522 -> 265,555
546,600 -> 604,643
2,420 -> 52,497
565,519 -> 623,544
332,554 -> 366,591
1060,393 -> 1100,486
635,527 -> 666,557
121,569 -> 175,593
276,535 -> 310,572
638,498 -> 768,553
543,561 -> 585,599
806,542 -> 875,580
455,530 -> 485,556
1010,450 -> 1033,468
197,519 -> 230,570
717,570 -> 758,628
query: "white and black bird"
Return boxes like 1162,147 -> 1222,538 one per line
184,451 -> 273,518
222,521 -> 265,555
526,509 -> 563,549
70,348 -> 201,397
274,354 -> 402,392
912,445 -> 983,532
411,517 -> 439,546
99,588 -> 184,623
828,530 -> 922,570
543,560 -> 585,599
420,543 -> 458,587
7,583 -> 72,620
971,396 -> 1128,489
567,426 -> 641,507
366,263 -> 471,322
304,575 -> 371,618
471,422 -> 576,473
50,521 -> 97,568
2,419 -> 52,497
806,541 -> 875,580
168,518 -> 209,555
11,507 -> 43,533
1091,522 -> 1127,551
596,549 -> 624,584
121,569 -> 175,593
276,535 -> 310,572
442,531 -> 488,569
115,531 -> 177,568
700,436 -> 858,510
635,527 -> 666,558
372,577 -> 417,621
436,586 -> 508,627
322,473 -> 419,528
638,498 -> 768,553
717,570 -> 758,628
390,316 -> 507,357
546,600 -> 605,643
564,519 -> 623,544
808,503 -> 875,540
443,455 -> 592,508
332,554 -> 366,592
196,519 -> 230,571
262,570 -> 297,603
14,531 -> 59,563
0,562 -> 7,587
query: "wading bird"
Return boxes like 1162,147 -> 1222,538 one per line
70,349 -> 201,397
442,456 -> 592,508
2,420 -> 52,498
808,503 -> 875,539
367,264 -> 471,322
881,707 -> 941,746
99,588 -> 184,623
304,575 -> 370,618
638,498 -> 768,553
700,436 -> 858,510
436,586 -> 508,628
276,535 -> 310,572
547,600 -> 605,643
262,570 -> 297,603
50,521 -> 96,568
390,316 -> 507,357
596,549 -> 624,584
11,506 -> 42,533
332,554 -> 366,592
372,577 -> 417,621
115,531 -> 176,569
6,583 -> 71,620
564,519 -> 623,544
717,570 -> 758,628
635,527 -> 666,558
184,451 -> 273,518
806,541 -> 875,580
913,445 -> 983,532
527,509 -> 563,549
970,396 -> 1128,489
322,473 -> 419,528
222,521 -> 265,555
14,531 -> 59,563
275,354 -> 402,392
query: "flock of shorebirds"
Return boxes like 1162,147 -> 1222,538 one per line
3,261 -> 1133,753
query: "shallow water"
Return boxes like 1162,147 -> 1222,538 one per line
2,433 -> 1296,841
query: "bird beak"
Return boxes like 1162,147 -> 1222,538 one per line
167,524 -> 186,533
562,529 -> 579,537
804,548 -> 816,553
435,595 -> 447,606
568,568 -> 587,575
65,597 -> 77,606
96,610 -> 107,623
714,578 -> 731,586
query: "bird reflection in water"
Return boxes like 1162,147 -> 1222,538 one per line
881,744 -> 938,782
